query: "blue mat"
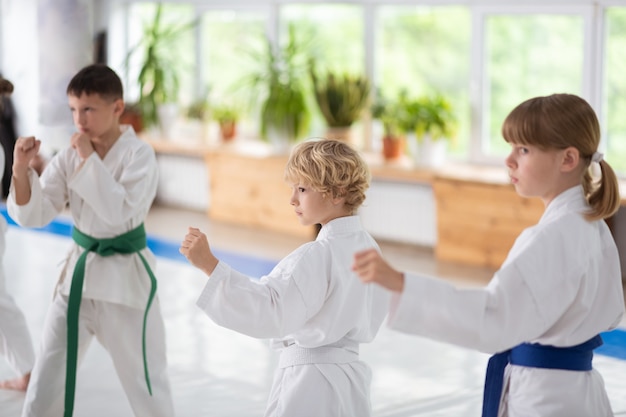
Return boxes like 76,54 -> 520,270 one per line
0,205 -> 278,278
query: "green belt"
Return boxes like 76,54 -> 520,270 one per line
65,224 -> 156,417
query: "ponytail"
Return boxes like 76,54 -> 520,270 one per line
584,160 -> 620,221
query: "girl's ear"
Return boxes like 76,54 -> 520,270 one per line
561,146 -> 581,173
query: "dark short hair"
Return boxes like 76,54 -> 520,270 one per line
66,64 -> 123,102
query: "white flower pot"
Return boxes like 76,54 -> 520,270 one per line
409,133 -> 447,168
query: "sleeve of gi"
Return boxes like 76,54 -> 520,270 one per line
196,243 -> 331,339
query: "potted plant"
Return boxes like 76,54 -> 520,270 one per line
212,103 -> 240,142
400,92 -> 457,167
183,97 -> 211,141
240,24 -> 311,152
371,90 -> 406,161
414,94 -> 457,143
120,102 -> 144,133
310,63 -> 371,143
124,3 -> 197,136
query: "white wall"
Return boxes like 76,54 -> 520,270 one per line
359,180 -> 437,247
0,0 -> 94,155
1,0 -> 39,140
154,154 -> 210,211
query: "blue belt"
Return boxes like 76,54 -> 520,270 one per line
481,335 -> 603,417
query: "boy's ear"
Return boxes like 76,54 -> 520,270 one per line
113,99 -> 125,117
561,146 -> 580,172
331,189 -> 347,206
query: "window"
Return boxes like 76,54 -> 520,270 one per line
375,5 -> 470,157
125,3 -> 196,106
604,7 -> 626,173
476,7 -> 586,159
280,4 -> 365,138
200,7 -> 270,138
111,2 -> 625,177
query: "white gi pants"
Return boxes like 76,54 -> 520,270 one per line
265,344 -> 372,417
0,218 -> 35,377
22,293 -> 175,417
0,282 -> 35,377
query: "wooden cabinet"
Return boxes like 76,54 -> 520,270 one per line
433,176 -> 544,268
207,150 -> 315,239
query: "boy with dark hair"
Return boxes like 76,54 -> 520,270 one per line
8,64 -> 175,417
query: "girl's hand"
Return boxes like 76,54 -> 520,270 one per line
352,248 -> 405,292
180,227 -> 219,276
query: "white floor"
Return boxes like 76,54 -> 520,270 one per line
1,207 -> 625,417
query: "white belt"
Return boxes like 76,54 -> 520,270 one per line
278,345 -> 359,368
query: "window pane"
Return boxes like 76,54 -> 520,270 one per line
126,3 -> 196,105
201,9 -> 268,138
280,4 -> 365,137
604,7 -> 626,175
280,4 -> 364,73
485,14 -> 584,156
375,6 -> 471,157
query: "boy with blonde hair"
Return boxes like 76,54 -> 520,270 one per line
181,138 -> 390,417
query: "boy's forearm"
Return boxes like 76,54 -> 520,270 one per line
11,168 -> 32,206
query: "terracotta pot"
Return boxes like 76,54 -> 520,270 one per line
120,109 -> 143,133
219,120 -> 237,141
382,135 -> 405,160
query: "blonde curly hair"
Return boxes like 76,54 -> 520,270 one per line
285,139 -> 370,214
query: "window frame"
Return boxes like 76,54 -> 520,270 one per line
469,3 -> 600,165
110,0 -> 624,177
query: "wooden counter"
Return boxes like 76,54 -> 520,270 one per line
207,150 -> 314,239
145,137 -> 315,239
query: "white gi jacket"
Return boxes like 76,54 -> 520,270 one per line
196,215 -> 391,416
388,185 -> 624,417
7,126 -> 158,309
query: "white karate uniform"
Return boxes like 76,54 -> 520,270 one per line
388,185 -> 625,417
0,151 -> 35,377
196,216 -> 391,417
0,145 -> 35,379
7,126 -> 175,417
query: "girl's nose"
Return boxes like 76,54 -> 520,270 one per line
505,152 -> 515,169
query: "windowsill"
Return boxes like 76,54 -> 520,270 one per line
142,135 -> 626,206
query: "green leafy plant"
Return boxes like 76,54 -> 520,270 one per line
186,99 -> 210,121
371,89 -> 404,138
240,24 -> 311,143
124,3 -> 197,128
310,64 -> 371,128
212,104 -> 240,123
399,92 -> 457,142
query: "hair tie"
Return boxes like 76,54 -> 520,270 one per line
591,152 -> 604,163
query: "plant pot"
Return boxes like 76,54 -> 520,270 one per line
157,103 -> 179,139
413,134 -> 447,168
120,108 -> 143,133
325,126 -> 353,143
382,135 -> 405,161
266,127 -> 292,154
219,120 -> 237,141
